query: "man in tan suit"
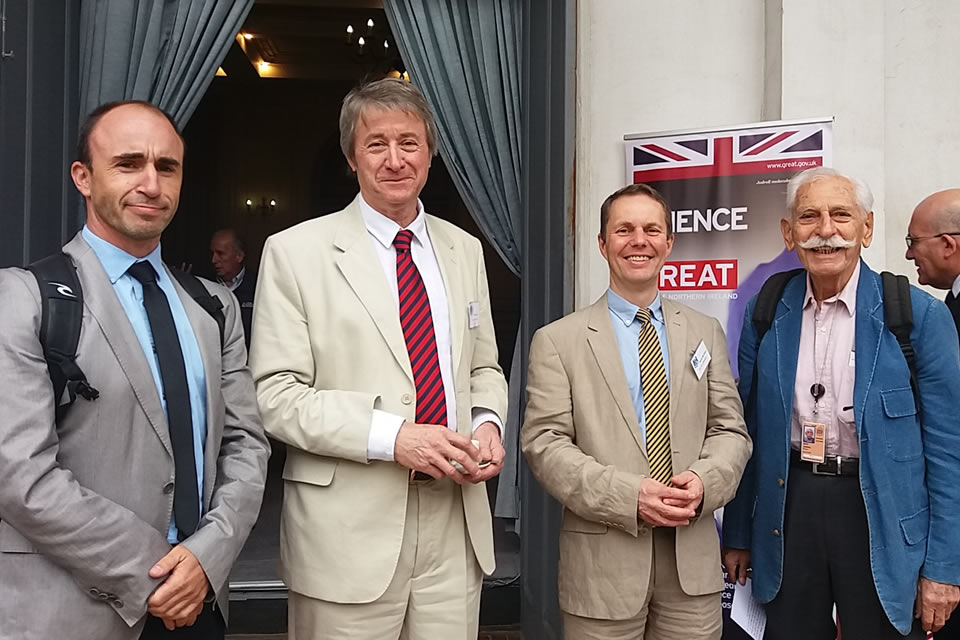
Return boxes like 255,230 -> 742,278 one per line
522,183 -> 751,640
250,78 -> 508,639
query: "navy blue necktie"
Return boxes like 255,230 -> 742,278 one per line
127,261 -> 199,537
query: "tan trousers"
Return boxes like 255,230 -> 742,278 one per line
288,479 -> 483,640
562,527 -> 721,640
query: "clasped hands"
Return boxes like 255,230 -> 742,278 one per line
637,470 -> 704,527
146,545 -> 210,630
394,420 -> 504,484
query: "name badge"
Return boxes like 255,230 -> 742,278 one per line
800,418 -> 826,463
690,340 -> 711,380
468,301 -> 480,328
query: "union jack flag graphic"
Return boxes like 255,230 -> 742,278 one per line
625,121 -> 830,183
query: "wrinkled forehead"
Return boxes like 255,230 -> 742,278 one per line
90,104 -> 184,159
356,105 -> 427,135
792,176 -> 861,215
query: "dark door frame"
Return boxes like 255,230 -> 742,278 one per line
520,1 -> 576,638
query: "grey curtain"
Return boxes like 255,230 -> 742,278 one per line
383,0 -> 524,531
79,0 -> 252,127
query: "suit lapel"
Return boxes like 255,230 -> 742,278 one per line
775,276 -> 804,440
662,298 -> 687,429
585,298 -> 646,455
333,200 -> 413,383
854,265 -> 884,429
426,218 -> 464,371
168,269 -> 220,494
64,235 -> 172,456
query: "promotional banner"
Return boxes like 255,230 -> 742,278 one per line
624,118 -> 833,377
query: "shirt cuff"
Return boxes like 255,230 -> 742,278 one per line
471,408 -> 503,442
367,410 -> 405,461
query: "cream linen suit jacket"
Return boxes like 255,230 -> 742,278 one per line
0,234 -> 270,640
521,295 -> 751,619
250,195 -> 507,603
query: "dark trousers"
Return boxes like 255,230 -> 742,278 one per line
140,601 -> 224,640
935,615 -> 960,639
764,462 -> 925,640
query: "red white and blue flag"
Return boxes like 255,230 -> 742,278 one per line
626,121 -> 829,183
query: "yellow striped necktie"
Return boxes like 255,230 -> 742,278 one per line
637,307 -> 672,485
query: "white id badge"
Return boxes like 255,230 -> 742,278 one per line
468,301 -> 480,328
691,340 -> 711,380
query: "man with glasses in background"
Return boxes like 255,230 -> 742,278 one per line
906,189 -> 960,640
906,189 -> 960,341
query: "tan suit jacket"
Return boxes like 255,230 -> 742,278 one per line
250,196 -> 507,603
0,234 -> 270,640
521,295 -> 751,620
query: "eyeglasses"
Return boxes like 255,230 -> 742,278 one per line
904,232 -> 960,249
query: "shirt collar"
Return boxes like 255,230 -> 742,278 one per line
952,273 -> 960,298
803,260 -> 861,316
606,288 -> 664,327
358,193 -> 427,250
219,267 -> 245,289
82,225 -> 165,284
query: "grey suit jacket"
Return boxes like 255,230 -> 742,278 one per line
0,233 -> 270,640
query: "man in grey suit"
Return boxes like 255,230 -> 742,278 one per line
0,101 -> 270,639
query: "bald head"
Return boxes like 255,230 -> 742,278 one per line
906,189 -> 960,289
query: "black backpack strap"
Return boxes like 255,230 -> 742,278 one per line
881,271 -> 918,404
752,268 -> 805,342
169,268 -> 226,346
26,253 -> 99,419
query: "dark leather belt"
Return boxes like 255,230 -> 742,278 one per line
790,449 -> 859,476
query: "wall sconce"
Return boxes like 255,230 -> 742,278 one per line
245,198 -> 277,216
346,24 -> 353,44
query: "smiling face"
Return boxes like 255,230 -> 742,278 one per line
782,175 -> 873,300
598,193 -> 673,305
71,104 -> 184,257
905,191 -> 960,289
348,106 -> 432,226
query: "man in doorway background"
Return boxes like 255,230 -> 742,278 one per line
210,228 -> 255,347
522,183 -> 751,640
251,78 -> 508,639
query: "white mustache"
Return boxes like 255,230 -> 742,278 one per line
797,235 -> 856,250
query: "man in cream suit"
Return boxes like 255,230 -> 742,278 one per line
521,183 -> 751,640
250,78 -> 508,639
0,101 -> 270,639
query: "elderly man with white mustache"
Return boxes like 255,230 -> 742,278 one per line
721,167 -> 960,640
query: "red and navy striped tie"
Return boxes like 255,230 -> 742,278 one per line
394,229 -> 448,426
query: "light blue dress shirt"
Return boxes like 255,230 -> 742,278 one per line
606,289 -> 671,446
82,227 -> 207,543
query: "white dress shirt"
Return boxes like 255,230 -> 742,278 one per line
951,273 -> 960,298
359,195 -> 502,461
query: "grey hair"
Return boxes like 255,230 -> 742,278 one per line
339,78 -> 439,164
786,167 -> 874,215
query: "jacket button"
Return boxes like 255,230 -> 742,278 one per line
639,527 -> 649,536
777,478 -> 785,487
401,394 -> 413,405
89,587 -> 100,597
112,599 -> 124,609
163,482 -> 175,495
773,529 -> 781,537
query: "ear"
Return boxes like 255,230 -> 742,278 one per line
780,218 -> 795,250
942,233 -> 959,258
597,232 -> 606,256
861,210 -> 875,248
71,161 -> 92,198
